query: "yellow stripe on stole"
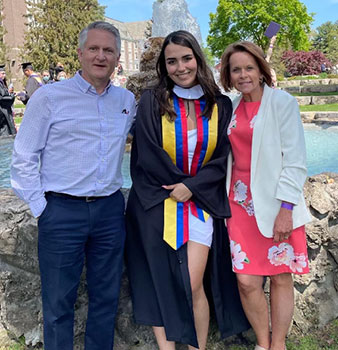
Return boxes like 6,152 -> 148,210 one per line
162,114 -> 176,163
202,104 -> 218,166
163,197 -> 178,249
162,114 -> 178,249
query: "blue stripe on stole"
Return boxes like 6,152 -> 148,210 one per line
176,202 -> 184,249
173,96 -> 184,171
196,207 -> 206,221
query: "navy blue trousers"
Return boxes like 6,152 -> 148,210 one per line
38,191 -> 125,350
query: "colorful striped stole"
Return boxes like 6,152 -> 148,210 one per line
162,95 -> 218,250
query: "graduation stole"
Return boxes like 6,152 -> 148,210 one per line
30,74 -> 43,87
162,94 -> 218,250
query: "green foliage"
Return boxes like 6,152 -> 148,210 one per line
22,0 -> 105,75
207,0 -> 314,58
312,21 -> 338,65
202,45 -> 216,67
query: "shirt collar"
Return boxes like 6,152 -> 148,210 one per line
173,84 -> 204,99
74,71 -> 112,95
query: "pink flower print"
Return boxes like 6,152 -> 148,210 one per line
245,199 -> 255,216
268,243 -> 294,267
227,114 -> 237,135
234,180 -> 247,203
290,254 -> 307,273
230,240 -> 250,270
250,114 -> 257,129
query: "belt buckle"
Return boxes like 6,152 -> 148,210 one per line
85,196 -> 96,203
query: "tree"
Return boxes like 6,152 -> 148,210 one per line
281,50 -> 331,76
22,0 -> 105,75
0,0 -> 8,64
207,0 -> 314,58
312,21 -> 338,65
202,45 -> 216,67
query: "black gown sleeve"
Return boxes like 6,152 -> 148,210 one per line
131,90 -> 232,219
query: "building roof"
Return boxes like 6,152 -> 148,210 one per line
105,17 -> 151,42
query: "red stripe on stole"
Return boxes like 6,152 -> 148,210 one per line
178,98 -> 189,174
190,100 -> 204,176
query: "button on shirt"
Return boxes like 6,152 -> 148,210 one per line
11,72 -> 136,218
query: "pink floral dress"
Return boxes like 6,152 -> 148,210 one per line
227,99 -> 309,275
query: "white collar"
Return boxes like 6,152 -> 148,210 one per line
173,84 -> 204,99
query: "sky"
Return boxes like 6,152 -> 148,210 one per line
100,0 -> 338,43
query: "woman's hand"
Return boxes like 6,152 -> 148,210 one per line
162,183 -> 192,202
273,207 -> 293,242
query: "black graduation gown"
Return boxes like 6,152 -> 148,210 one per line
125,89 -> 249,348
0,81 -> 16,135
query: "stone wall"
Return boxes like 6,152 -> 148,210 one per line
278,78 -> 338,88
0,173 -> 338,348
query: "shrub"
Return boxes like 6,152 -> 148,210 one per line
281,50 -> 332,76
319,72 -> 328,79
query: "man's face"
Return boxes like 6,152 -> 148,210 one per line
78,29 -> 120,87
0,71 -> 5,80
23,69 -> 31,77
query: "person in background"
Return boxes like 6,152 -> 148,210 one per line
220,41 -> 311,350
17,62 -> 43,104
270,68 -> 277,88
0,64 -> 16,135
126,30 -> 249,350
56,70 -> 68,81
42,70 -> 53,84
11,21 -> 135,350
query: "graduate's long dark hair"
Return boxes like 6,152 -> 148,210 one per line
155,30 -> 219,121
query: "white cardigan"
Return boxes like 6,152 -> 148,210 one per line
226,84 -> 312,238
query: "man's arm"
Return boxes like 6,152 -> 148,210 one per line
10,87 -> 52,217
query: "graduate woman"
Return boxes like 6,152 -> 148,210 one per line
125,31 -> 249,350
220,41 -> 311,350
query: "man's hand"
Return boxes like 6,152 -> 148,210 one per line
162,183 -> 192,202
272,207 -> 293,242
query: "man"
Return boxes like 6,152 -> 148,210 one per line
0,64 -> 16,135
11,21 -> 136,350
17,62 -> 42,104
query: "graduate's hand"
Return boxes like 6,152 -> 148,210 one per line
273,208 -> 293,242
162,183 -> 192,202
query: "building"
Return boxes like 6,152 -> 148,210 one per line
1,0 -> 27,88
0,0 -> 151,88
105,17 -> 151,75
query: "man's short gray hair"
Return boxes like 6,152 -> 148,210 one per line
79,21 -> 121,55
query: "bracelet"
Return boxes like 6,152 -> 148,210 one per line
281,202 -> 294,210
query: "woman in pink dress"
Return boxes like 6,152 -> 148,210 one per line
220,41 -> 311,350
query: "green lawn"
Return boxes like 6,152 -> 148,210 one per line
14,104 -> 25,109
227,319 -> 338,350
299,103 -> 338,112
292,92 -> 338,96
